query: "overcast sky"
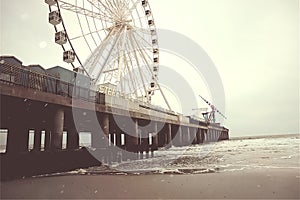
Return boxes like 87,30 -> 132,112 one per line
0,0 -> 299,137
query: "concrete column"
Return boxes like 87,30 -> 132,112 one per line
101,114 -> 110,163
192,128 -> 197,144
158,123 -> 167,147
187,127 -> 191,144
208,129 -> 211,142
92,113 -> 110,148
33,129 -> 42,152
215,130 -> 218,141
133,119 -> 139,146
196,128 -> 201,144
44,130 -> 51,151
102,114 -> 110,139
67,127 -> 79,150
91,128 -> 102,149
200,129 -> 205,143
6,125 -> 29,154
152,122 -> 158,150
182,126 -> 190,145
115,128 -> 122,147
123,118 -> 138,156
167,123 -> 172,146
177,126 -> 183,146
51,108 -> 64,150
172,125 -> 182,147
140,129 -> 149,159
220,130 -> 223,141
204,129 -> 208,142
216,130 -> 220,141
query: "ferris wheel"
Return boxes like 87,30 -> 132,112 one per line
45,0 -> 170,107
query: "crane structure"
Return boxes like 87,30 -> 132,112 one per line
198,95 -> 227,124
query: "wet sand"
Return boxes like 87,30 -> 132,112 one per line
1,168 -> 299,199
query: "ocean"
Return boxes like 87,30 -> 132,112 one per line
36,134 -> 300,177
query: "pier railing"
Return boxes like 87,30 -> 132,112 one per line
0,62 -> 179,117
0,62 -> 103,104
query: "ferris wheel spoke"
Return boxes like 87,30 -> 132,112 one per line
81,0 -> 98,48
124,43 -> 140,98
131,34 -> 171,110
57,0 -> 114,23
86,28 -> 118,74
75,0 -> 93,53
133,30 -> 153,48
99,0 -> 120,20
94,27 -> 125,83
130,1 -> 144,29
69,27 -> 108,41
86,0 -> 117,23
125,0 -> 141,18
127,34 -> 147,98
90,5 -> 103,43
128,32 -> 149,99
130,33 -> 153,77
123,57 -> 136,97
116,27 -> 129,83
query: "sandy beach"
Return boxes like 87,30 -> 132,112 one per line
1,168 -> 299,199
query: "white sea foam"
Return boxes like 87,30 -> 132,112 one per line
108,135 -> 300,175
14,135 -> 300,177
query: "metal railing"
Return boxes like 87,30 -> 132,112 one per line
0,62 -> 104,104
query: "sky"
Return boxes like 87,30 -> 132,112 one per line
0,0 -> 299,137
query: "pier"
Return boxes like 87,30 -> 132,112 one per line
0,56 -> 229,180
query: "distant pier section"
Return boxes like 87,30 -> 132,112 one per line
0,56 -> 229,180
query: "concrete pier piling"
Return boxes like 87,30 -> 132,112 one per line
33,129 -> 42,152
51,108 -> 64,150
167,123 -> 172,147
6,124 -> 29,154
44,130 -> 51,151
191,128 -> 198,145
171,125 -> 182,147
66,126 -> 79,151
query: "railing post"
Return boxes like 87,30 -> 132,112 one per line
10,67 -> 12,83
55,80 -> 58,94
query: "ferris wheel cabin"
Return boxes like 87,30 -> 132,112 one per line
142,0 -> 148,7
45,0 -> 56,6
63,50 -> 75,63
55,31 -> 67,45
49,11 -> 61,26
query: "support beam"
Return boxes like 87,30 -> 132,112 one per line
158,123 -> 167,147
173,125 -> 182,147
44,130 -> 51,151
152,122 -> 158,151
196,128 -> 201,144
191,128 -> 197,144
33,129 -> 42,152
67,127 -> 79,150
6,124 -> 29,154
204,129 -> 208,143
51,108 -> 64,150
166,123 -> 172,146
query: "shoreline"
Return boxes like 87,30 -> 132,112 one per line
1,168 -> 299,199
229,133 -> 299,140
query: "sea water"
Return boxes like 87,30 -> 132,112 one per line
62,134 -> 299,176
